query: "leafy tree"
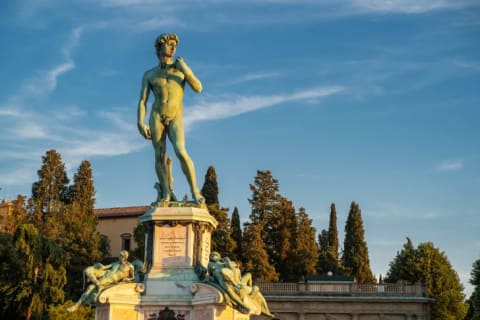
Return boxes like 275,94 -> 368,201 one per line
230,207 -> 242,261
385,237 -> 417,282
248,170 -> 280,227
248,171 -> 282,269
469,257 -> 480,319
242,221 -> 278,282
30,150 -> 70,238
0,224 -> 67,320
201,166 -> 235,257
61,202 -> 103,300
48,301 -> 94,320
342,201 -> 375,283
274,197 -> 298,281
386,239 -> 468,319
291,207 -> 318,279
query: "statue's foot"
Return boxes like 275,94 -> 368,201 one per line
170,190 -> 178,202
192,191 -> 205,204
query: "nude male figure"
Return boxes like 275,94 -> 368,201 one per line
137,33 -> 205,205
67,250 -> 135,312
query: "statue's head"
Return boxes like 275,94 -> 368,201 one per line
155,33 -> 179,59
210,251 -> 221,262
119,250 -> 129,262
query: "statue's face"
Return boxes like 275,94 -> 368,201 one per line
210,252 -> 221,261
119,252 -> 128,263
160,39 -> 177,58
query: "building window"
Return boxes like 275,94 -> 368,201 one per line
121,233 -> 132,251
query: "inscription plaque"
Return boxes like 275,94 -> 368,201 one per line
157,225 -> 188,266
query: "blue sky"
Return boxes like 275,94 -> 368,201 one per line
0,0 -> 479,295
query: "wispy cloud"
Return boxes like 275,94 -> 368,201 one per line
136,16 -> 184,30
16,26 -> 85,100
228,72 -> 281,85
368,202 -> 441,220
435,159 -> 464,172
454,59 -> 480,72
347,0 -> 478,14
183,85 -> 344,129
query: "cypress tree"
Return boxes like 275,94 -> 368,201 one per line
230,207 -> 242,261
200,166 -> 235,257
292,207 -> 319,279
318,203 -> 343,275
342,201 -> 375,283
201,166 -> 219,205
327,203 -> 340,268
386,239 -> 468,319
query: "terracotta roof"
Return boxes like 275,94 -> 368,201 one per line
95,206 -> 149,218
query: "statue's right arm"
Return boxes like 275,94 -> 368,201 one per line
137,73 -> 152,140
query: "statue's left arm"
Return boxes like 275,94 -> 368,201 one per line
175,57 -> 202,93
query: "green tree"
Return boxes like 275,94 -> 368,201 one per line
275,197 -> 298,281
327,203 -> 342,273
317,203 -> 343,275
30,150 -> 70,238
469,257 -> 480,319
342,201 -> 375,283
385,237 -> 417,282
4,194 -> 28,234
317,229 -> 330,274
70,160 -> 95,213
248,171 -> 282,270
242,221 -> 279,282
291,207 -> 318,279
248,170 -> 280,226
230,207 -> 242,261
386,239 -> 468,319
201,166 -> 219,205
0,224 -> 67,320
201,166 -> 235,257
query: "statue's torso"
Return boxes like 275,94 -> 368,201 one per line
147,66 -> 185,120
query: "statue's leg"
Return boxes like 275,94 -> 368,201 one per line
67,284 -> 96,312
168,118 -> 204,204
150,114 -> 170,204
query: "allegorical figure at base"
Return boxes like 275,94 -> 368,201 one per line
198,251 -> 275,318
67,250 -> 142,312
137,33 -> 205,206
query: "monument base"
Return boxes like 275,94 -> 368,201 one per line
95,206 -> 259,319
95,280 -> 252,319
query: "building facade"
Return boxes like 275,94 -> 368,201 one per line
95,205 -> 148,256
